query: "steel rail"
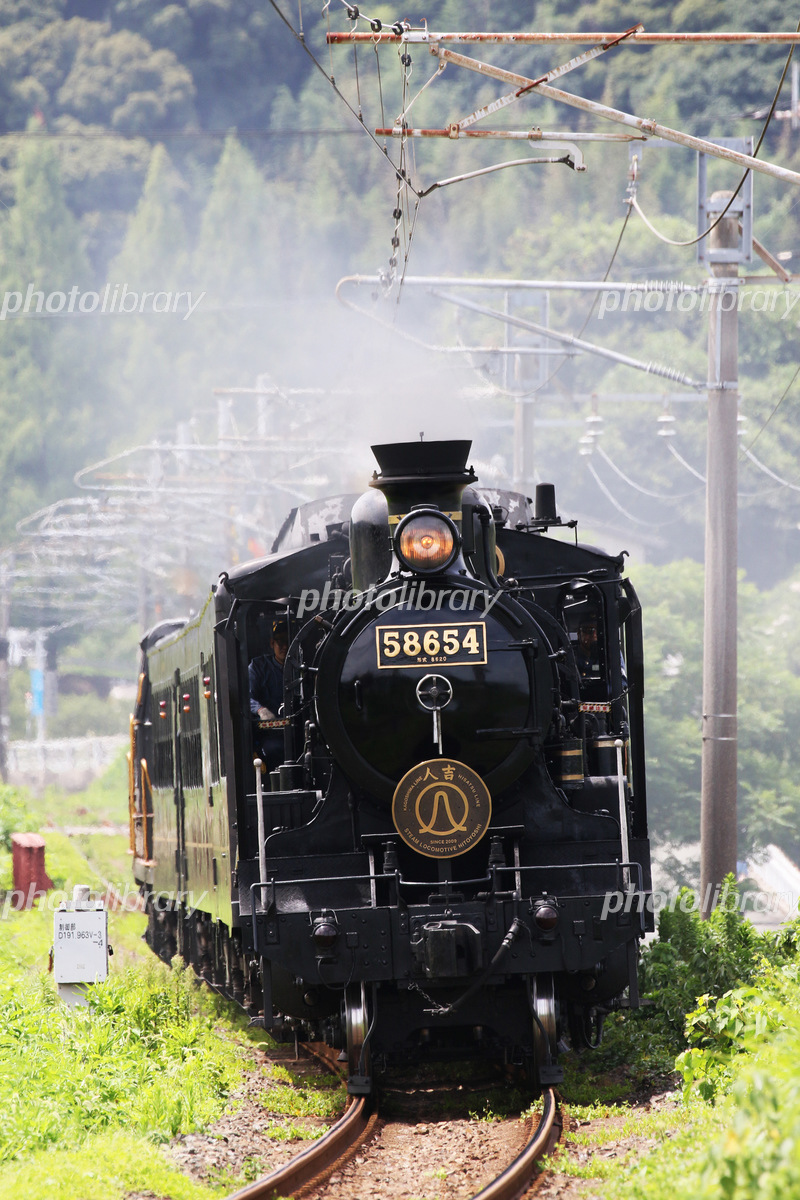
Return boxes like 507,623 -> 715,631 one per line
472,1087 -> 560,1200
328,31 -> 800,44
224,1091 -> 370,1200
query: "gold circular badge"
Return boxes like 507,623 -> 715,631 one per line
391,759 -> 492,859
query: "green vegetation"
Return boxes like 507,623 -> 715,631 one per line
0,903 -> 250,1200
565,876 -> 782,1093
552,883 -> 800,1198
637,563 -> 800,858
0,772 -> 349,1200
0,958 -> 245,1161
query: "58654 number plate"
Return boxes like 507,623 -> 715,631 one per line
376,622 -> 487,669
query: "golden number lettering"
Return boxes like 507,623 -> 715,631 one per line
403,630 -> 421,656
382,630 -> 400,658
423,629 -> 440,655
462,627 -> 480,654
442,629 -> 459,655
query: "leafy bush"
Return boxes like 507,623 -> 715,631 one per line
639,881 -> 769,1045
0,785 -> 38,850
677,985 -> 786,1101
573,876 -> 788,1092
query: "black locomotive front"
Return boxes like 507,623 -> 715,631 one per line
213,439 -> 652,1092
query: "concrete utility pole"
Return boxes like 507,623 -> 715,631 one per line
700,191 -> 740,918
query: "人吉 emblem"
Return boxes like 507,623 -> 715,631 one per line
392,758 -> 492,859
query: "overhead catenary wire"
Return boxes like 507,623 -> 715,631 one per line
499,204 -> 633,401
741,447 -> 800,492
628,15 -> 800,248
267,0 -> 422,196
584,459 -> 683,528
741,361 -> 800,452
667,439 -> 706,483
663,431 -> 782,500
596,443 -> 702,501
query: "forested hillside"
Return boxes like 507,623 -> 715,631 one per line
2,1 -> 800,857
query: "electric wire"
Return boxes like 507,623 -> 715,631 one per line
596,442 -> 701,500
664,432 -> 783,499
742,446 -> 800,492
516,204 -> 634,398
741,361 -> 800,453
628,16 -> 800,248
375,39 -> 385,129
457,205 -> 634,399
585,459 -> 682,527
267,0 -> 421,196
667,439 -> 706,482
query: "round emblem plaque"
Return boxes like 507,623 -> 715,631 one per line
391,758 -> 492,859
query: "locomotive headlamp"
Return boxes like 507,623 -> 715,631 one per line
312,917 -> 339,949
395,511 -> 458,573
532,902 -> 559,932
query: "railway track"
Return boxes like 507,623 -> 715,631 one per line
224,1044 -> 561,1200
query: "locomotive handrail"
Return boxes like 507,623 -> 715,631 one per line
249,859 -> 644,893
248,859 -> 646,930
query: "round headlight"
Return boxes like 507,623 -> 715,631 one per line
396,512 -> 458,573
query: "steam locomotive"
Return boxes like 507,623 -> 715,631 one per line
129,439 -> 652,1091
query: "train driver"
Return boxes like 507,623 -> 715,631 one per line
573,612 -> 601,681
249,618 -> 289,770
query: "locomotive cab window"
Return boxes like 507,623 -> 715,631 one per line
562,583 -> 608,696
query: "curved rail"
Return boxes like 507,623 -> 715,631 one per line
472,1087 -> 560,1200
225,1092 -> 370,1200
224,1069 -> 558,1200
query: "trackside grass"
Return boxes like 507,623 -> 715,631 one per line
545,881 -> 800,1199
0,934 -> 249,1199
0,779 -> 250,1199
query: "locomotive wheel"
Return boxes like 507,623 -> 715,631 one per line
529,974 -> 558,1090
344,982 -> 372,1094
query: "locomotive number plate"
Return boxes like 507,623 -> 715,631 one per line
376,622 -> 487,669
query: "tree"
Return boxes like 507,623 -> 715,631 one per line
0,133 -> 105,539
108,143 -> 193,437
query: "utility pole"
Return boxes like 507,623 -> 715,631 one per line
700,191 -> 740,918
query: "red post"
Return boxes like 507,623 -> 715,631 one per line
10,833 -> 54,909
